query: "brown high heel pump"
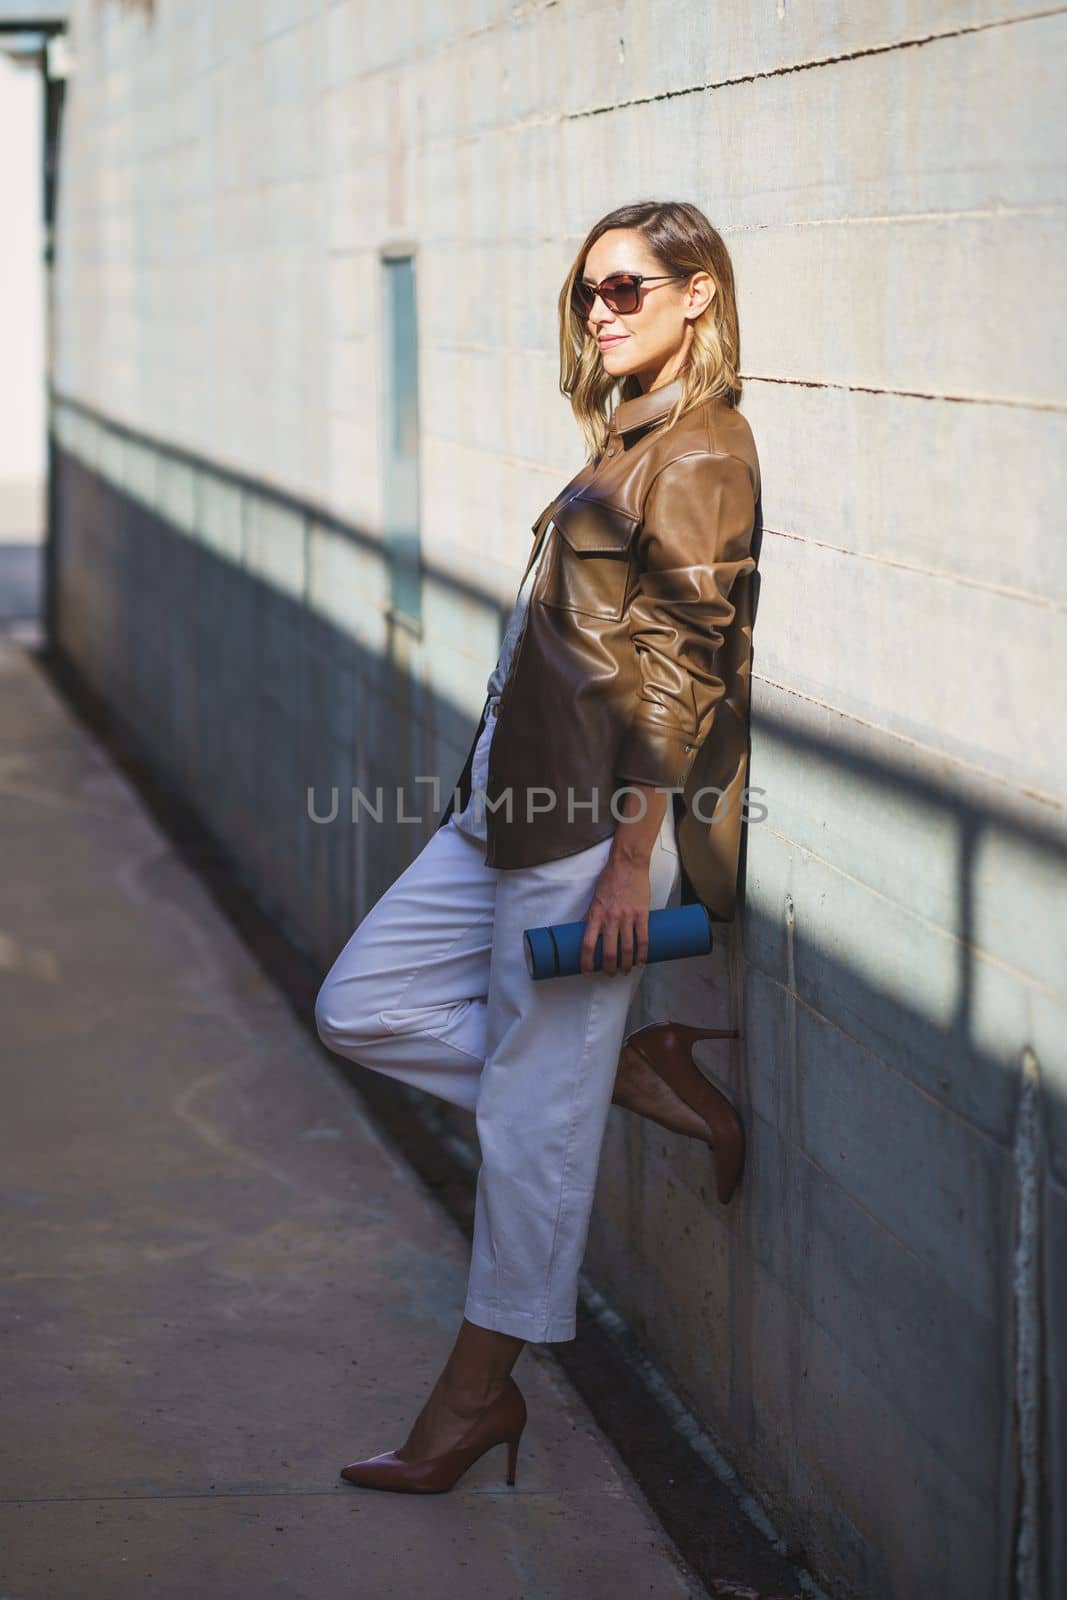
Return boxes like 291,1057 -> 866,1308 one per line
625,1021 -> 746,1205
339,1375 -> 527,1494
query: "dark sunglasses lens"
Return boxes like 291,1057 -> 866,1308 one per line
604,275 -> 639,313
574,281 -> 594,314
575,275 -> 640,315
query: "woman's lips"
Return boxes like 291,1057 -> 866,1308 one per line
598,336 -> 628,348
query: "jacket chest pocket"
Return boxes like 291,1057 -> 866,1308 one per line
539,497 -> 638,621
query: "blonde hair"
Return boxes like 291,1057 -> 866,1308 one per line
557,199 -> 742,460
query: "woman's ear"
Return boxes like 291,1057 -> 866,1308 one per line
684,272 -> 715,320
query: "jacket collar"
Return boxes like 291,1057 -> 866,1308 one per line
608,375 -> 686,438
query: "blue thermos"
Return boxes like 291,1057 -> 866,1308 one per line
523,902 -> 714,980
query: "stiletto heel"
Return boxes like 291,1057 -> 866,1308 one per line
625,1020 -> 746,1205
339,1374 -> 528,1494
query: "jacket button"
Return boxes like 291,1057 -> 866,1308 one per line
606,447 -> 615,456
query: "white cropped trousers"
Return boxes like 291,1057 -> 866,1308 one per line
314,702 -> 682,1342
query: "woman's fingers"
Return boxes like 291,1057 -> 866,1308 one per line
579,889 -> 651,976
579,909 -> 604,976
580,910 -> 623,976
633,913 -> 650,969
601,917 -> 623,975
615,916 -> 648,975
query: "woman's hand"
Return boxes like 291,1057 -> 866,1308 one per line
578,781 -> 667,976
579,853 -> 653,977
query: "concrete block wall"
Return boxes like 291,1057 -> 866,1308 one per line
0,48 -> 46,621
50,3 -> 1066,1596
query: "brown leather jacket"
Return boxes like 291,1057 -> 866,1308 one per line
437,374 -> 761,920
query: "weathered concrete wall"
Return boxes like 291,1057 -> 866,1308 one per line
50,3 -> 1066,1596
0,47 -> 46,623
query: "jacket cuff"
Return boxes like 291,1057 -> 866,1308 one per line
615,716 -> 698,792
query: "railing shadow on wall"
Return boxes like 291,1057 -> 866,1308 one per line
49,392 -> 519,941
49,390 -> 1066,1157
49,390 -> 1064,1597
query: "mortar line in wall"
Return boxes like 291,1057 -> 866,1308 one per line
417,203 -> 1063,236
325,0 -> 562,78
416,354 -> 1064,416
563,7 -> 1067,118
745,952 -> 1033,1161
751,674 -> 1066,818
742,374 -> 1066,414
722,203 -> 1067,233
353,203 -> 1056,248
756,527 -> 1067,611
647,1077 -> 1008,1307
305,3 -> 1055,91
755,821 -> 1065,1002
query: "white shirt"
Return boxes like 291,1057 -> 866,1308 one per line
485,520 -> 556,705
452,525 -> 557,842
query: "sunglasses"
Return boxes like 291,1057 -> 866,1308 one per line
572,271 -> 688,317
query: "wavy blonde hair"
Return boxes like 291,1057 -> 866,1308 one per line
558,199 -> 742,460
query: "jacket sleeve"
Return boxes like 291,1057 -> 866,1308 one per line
614,449 -> 757,792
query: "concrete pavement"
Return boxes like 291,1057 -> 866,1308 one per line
0,627 -> 707,1600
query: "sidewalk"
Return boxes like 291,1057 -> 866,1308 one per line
0,629 -> 707,1600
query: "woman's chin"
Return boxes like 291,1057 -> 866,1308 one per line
599,349 -> 639,377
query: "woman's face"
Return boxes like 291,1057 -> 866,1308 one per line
580,227 -> 713,393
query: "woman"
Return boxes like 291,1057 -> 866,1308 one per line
315,198 -> 760,1494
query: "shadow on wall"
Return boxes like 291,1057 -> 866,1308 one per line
0,542 -> 43,624
48,395 -> 1067,1124
49,392 -> 1065,1600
